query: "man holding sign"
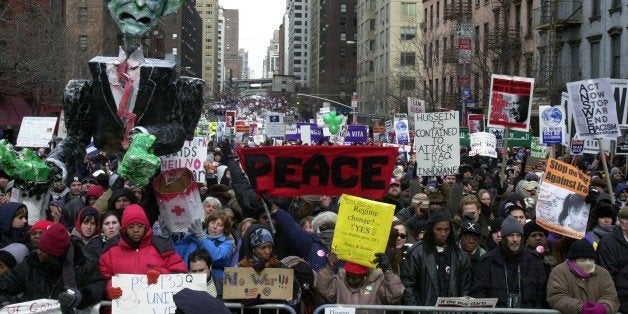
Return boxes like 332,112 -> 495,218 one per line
400,209 -> 471,306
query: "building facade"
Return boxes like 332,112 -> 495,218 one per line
286,0 -> 310,88
223,8 -> 241,83
263,30 -> 281,78
195,0 -> 220,97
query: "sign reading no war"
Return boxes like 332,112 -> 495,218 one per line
223,267 -> 294,301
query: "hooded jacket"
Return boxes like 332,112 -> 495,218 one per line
71,207 -> 103,260
0,202 -> 29,248
106,188 -> 137,212
597,225 -> 628,313
174,230 -> 234,281
99,204 -> 186,288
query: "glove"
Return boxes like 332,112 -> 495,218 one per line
58,287 -> 82,308
582,302 -> 607,314
218,140 -> 233,161
241,293 -> 262,307
373,252 -> 392,272
190,217 -> 206,239
146,269 -> 161,285
107,286 -> 123,299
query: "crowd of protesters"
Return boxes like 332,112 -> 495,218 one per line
0,139 -> 625,314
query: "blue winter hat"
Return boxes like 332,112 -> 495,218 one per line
250,228 -> 273,247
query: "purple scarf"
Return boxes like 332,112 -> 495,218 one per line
566,259 -> 592,279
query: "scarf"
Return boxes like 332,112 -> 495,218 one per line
566,259 -> 592,279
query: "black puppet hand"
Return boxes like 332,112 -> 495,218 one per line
373,253 -> 392,272
218,140 -> 233,162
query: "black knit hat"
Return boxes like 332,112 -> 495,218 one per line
427,209 -> 451,223
567,239 -> 596,260
523,220 -> 548,240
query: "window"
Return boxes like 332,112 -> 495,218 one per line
339,77 -> 347,84
611,0 -> 621,9
172,47 -> 177,55
400,77 -> 416,90
340,17 -> 347,27
78,35 -> 87,51
401,3 -> 416,16
436,2 -> 440,25
588,36 -> 601,78
526,1 -> 533,36
525,54 -> 533,77
369,19 -> 375,30
341,3 -> 347,12
400,27 -> 416,40
78,7 -> 88,23
610,33 -> 621,78
400,52 -> 416,66
515,4 -> 521,32
430,5 -> 433,27
340,33 -> 347,41
591,0 -> 600,17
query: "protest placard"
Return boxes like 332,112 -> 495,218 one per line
331,194 -> 395,267
531,137 -> 548,158
436,297 -> 498,308
536,159 -> 591,239
222,267 -> 294,301
580,137 -> 611,155
467,114 -> 485,133
539,105 -> 566,144
16,116 -> 58,148
616,125 -> 628,155
612,79 -> 628,124
160,137 -> 208,183
345,125 -> 368,144
237,146 -> 398,199
487,75 -> 534,132
413,111 -> 460,176
225,110 -> 236,128
265,113 -> 285,138
407,97 -> 425,117
469,132 -> 497,158
0,299 -> 60,313
570,138 -> 584,155
324,307 -> 356,314
567,78 -> 620,139
394,114 -> 410,145
111,274 -> 206,314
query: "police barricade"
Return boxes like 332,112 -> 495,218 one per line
313,304 -> 563,314
224,302 -> 297,314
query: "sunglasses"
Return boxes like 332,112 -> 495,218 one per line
396,233 -> 407,239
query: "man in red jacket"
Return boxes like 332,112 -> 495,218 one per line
99,204 -> 186,299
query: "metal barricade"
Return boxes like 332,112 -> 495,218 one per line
313,304 -> 562,314
224,302 -> 298,314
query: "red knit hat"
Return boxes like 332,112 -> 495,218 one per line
38,223 -> 70,257
344,262 -> 370,275
86,185 -> 105,198
30,220 -> 55,233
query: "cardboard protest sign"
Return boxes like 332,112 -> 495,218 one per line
111,274 -> 206,313
407,97 -> 425,116
567,78 -> 620,138
223,267 -> 294,301
0,299 -> 60,313
160,137 -> 208,183
324,307 -> 356,314
394,114 -> 410,145
531,137 -> 548,158
581,137 -> 611,155
469,132 -> 497,158
436,297 -> 498,308
16,117 -> 58,148
153,168 -> 204,233
237,146 -> 398,199
540,105 -> 566,144
616,125 -> 628,155
536,159 -> 591,239
467,114 -> 485,133
413,111 -> 460,176
331,194 -> 395,267
612,79 -> 628,125
265,113 -> 285,138
487,75 -> 534,132
285,123 -> 325,143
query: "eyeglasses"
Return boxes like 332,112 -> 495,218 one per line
396,233 -> 407,239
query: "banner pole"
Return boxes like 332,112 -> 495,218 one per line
500,128 -> 510,186
598,138 -> 615,204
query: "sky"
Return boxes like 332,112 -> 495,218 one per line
221,0 -> 286,79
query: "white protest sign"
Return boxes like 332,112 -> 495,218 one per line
300,124 -> 312,144
111,274 -> 206,314
325,307 -> 356,314
539,105 -> 566,144
469,132 -> 497,158
16,116 -> 58,148
160,137 -> 208,183
612,79 -> 628,125
413,111 -> 460,175
394,114 -> 410,145
580,137 -> 611,155
407,97 -> 425,116
265,113 -> 285,138
616,125 -> 628,155
567,78 -> 620,138
223,267 -> 294,300
436,297 -> 498,308
0,299 -> 60,313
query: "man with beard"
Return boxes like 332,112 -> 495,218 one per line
400,209 -> 471,306
470,216 -> 547,308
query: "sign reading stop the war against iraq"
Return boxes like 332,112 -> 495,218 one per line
487,75 -> 534,132
236,146 -> 398,199
413,111 -> 460,176
567,78 -> 620,139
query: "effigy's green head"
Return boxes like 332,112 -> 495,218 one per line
106,0 -> 184,37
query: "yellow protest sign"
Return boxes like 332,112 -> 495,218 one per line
331,194 -> 395,268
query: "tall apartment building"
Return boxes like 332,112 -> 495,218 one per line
195,0 -> 219,97
217,8 -> 225,92
356,1 -> 424,117
310,0 -> 358,109
223,9 -> 241,83
286,0 -> 310,88
239,48 -> 250,79
162,0 -> 202,78
263,30 -> 281,78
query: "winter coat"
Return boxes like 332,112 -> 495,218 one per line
0,239 -> 104,309
0,202 -> 29,248
175,232 -> 234,281
400,242 -> 472,306
470,247 -> 547,308
597,225 -> 628,313
99,204 -> 186,289
271,208 -> 328,271
547,262 -> 620,314
395,206 -> 427,239
316,267 -> 404,314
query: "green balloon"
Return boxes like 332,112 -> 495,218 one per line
329,124 -> 340,135
323,112 -> 335,124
